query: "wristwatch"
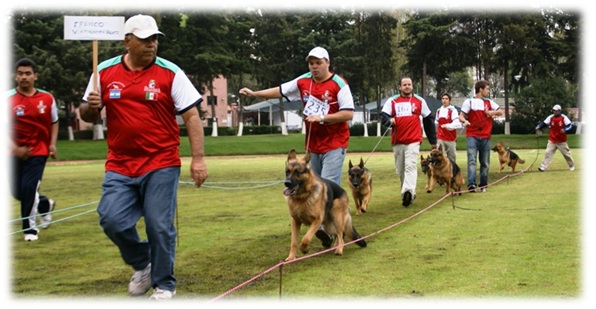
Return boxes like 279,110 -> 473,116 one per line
320,115 -> 325,124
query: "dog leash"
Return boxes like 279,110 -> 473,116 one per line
305,121 -> 313,153
529,128 -> 543,169
363,125 -> 391,164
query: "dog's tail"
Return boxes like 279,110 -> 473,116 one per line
519,158 -> 525,164
351,226 -> 367,247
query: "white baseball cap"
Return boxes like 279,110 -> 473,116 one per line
124,14 -> 164,39
552,104 -> 562,111
305,47 -> 329,61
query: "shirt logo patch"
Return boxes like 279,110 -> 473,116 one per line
37,101 -> 46,114
109,89 -> 121,99
144,79 -> 160,101
15,105 -> 25,117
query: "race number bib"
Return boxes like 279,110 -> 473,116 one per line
303,95 -> 329,117
393,102 -> 413,117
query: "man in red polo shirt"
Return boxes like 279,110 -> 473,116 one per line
535,104 -> 575,171
459,80 -> 503,192
9,58 -> 58,241
239,46 -> 355,247
379,76 -> 437,207
80,14 -> 208,300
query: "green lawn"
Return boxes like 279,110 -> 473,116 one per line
52,133 -> 582,161
8,140 -> 584,305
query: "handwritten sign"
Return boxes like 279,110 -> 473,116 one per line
64,16 -> 124,41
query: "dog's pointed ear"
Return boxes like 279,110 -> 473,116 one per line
349,159 -> 353,169
303,150 -> 311,163
288,149 -> 297,161
359,157 -> 365,168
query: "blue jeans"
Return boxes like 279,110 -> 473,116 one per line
97,167 -> 180,292
309,147 -> 346,185
466,137 -> 491,187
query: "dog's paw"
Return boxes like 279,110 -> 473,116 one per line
284,255 -> 296,262
299,242 -> 310,254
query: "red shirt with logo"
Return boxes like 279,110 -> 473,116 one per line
281,72 -> 355,154
435,105 -> 460,142
460,97 -> 500,139
83,54 -> 201,177
543,114 -> 571,143
9,88 -> 58,157
381,94 -> 431,145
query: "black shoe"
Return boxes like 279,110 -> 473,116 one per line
468,184 -> 477,193
402,191 -> 412,207
315,229 -> 333,248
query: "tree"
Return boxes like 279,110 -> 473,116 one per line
510,76 -> 576,134
401,11 -> 477,97
11,11 -> 124,140
159,12 -> 241,137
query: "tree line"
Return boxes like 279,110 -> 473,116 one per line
11,8 -> 579,133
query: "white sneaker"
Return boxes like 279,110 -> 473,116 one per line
149,288 -> 176,300
128,263 -> 151,296
569,166 -> 575,171
24,234 -> 38,241
40,199 -> 55,229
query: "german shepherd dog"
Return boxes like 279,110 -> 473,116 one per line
492,140 -> 525,173
347,158 -> 372,215
420,154 -> 433,191
427,145 -> 464,195
283,149 -> 367,261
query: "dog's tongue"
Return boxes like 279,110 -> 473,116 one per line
283,188 -> 292,196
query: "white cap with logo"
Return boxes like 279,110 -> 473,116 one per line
124,14 -> 164,39
305,47 -> 329,61
552,104 -> 562,111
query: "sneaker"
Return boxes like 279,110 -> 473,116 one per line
24,234 -> 38,242
40,199 -> 55,229
538,167 -> 545,172
479,187 -> 487,193
128,263 -> 151,296
402,191 -> 412,207
149,288 -> 176,300
569,166 -> 575,171
467,184 -> 476,193
315,228 -> 334,248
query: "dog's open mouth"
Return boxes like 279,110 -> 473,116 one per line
283,185 -> 299,196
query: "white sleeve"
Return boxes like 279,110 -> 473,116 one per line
380,98 -> 393,115
50,97 -> 59,123
421,99 -> 431,117
280,77 -> 301,101
460,99 -> 471,114
337,85 -> 354,110
444,119 -> 462,130
172,69 -> 202,112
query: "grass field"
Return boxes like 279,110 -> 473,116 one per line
5,134 -> 588,308
52,133 -> 582,161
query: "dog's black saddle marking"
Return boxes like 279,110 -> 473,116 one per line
508,149 -> 520,161
449,158 -> 460,176
322,177 -> 344,212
